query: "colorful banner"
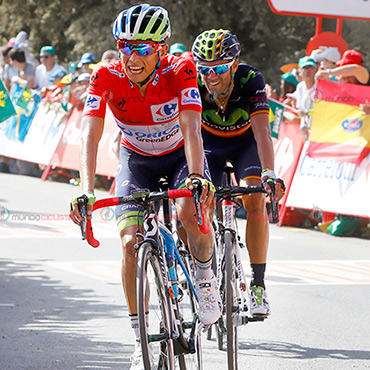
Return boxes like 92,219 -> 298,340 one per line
272,120 -> 305,226
0,101 -> 67,165
286,141 -> 370,218
268,98 -> 285,139
307,80 -> 370,165
0,80 -> 16,124
49,107 -> 119,177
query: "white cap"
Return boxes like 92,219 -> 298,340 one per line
77,73 -> 91,82
310,47 -> 341,63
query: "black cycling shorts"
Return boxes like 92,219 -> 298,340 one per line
115,145 -> 211,232
202,130 -> 261,186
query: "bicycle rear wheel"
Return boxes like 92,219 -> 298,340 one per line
137,242 -> 175,370
224,231 -> 238,370
177,247 -> 203,370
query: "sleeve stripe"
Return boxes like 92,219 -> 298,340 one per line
250,109 -> 269,118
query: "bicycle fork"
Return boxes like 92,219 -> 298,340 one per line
221,202 -> 250,326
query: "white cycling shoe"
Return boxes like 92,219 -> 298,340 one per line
129,343 -> 154,370
195,275 -> 222,325
250,285 -> 270,317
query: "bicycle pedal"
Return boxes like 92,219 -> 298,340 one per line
234,314 -> 249,326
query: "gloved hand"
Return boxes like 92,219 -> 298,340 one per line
69,191 -> 96,225
261,169 -> 286,202
185,173 -> 215,207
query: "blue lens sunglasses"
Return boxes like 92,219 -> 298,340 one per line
196,60 -> 235,76
117,41 -> 162,57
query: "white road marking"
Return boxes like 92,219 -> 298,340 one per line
46,259 -> 370,286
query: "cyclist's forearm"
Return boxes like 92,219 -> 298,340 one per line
251,114 -> 275,172
180,110 -> 205,175
79,116 -> 104,192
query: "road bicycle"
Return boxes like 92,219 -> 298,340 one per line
77,178 -> 208,370
208,164 -> 279,370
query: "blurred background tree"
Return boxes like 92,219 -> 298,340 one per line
1,0 -> 369,89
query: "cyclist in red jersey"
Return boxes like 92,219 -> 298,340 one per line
70,5 -> 221,369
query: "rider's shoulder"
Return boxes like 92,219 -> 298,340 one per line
92,60 -> 125,77
236,63 -> 262,77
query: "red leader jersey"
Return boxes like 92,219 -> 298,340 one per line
83,54 -> 202,156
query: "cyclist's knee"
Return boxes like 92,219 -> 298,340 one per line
242,193 -> 265,214
120,225 -> 139,258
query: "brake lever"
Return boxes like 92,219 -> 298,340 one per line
77,195 -> 88,240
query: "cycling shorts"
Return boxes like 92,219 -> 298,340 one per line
115,145 -> 211,232
202,130 -> 261,186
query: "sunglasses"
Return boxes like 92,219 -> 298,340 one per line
117,41 -> 162,57
197,60 -> 234,76
39,54 -> 49,59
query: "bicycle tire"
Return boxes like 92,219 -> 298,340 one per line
177,248 -> 203,370
224,230 -> 238,370
137,242 -> 175,370
206,242 -> 219,342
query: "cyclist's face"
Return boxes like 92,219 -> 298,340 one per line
199,59 -> 238,98
120,41 -> 168,84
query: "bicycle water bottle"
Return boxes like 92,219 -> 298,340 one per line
160,228 -> 179,298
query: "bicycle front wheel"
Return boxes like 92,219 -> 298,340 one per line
177,247 -> 203,370
137,242 -> 175,370
225,231 -> 238,370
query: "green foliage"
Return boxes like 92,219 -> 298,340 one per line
1,0 -> 370,88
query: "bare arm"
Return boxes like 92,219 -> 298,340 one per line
316,64 -> 369,84
250,113 -> 275,171
179,109 -> 205,176
79,116 -> 105,192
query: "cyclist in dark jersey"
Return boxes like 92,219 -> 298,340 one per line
192,29 -> 285,318
70,6 -> 221,369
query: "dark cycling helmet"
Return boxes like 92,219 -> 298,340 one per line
112,4 -> 171,42
192,29 -> 240,62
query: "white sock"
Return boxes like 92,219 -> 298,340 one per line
129,313 -> 149,344
195,257 -> 214,280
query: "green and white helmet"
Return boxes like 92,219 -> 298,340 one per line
112,4 -> 171,42
192,29 -> 240,62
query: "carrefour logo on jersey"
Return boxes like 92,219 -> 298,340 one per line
181,88 -> 201,106
85,94 -> 101,110
151,98 -> 179,122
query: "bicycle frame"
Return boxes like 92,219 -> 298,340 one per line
78,185 -> 206,369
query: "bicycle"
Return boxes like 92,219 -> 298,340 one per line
77,178 -> 208,370
208,164 -> 279,370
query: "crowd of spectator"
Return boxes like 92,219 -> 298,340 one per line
0,31 -> 119,178
265,46 -> 370,141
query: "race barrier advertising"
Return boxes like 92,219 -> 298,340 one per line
1,79 -> 370,226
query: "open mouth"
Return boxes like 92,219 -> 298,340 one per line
128,66 -> 144,74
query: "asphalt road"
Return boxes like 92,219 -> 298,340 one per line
0,173 -> 369,369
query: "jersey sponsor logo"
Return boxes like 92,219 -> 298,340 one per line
181,88 -> 201,106
108,68 -> 125,78
184,66 -> 194,76
162,63 -> 177,74
119,122 -> 181,143
152,73 -> 159,86
85,94 -> 101,110
90,72 -> 99,87
151,98 -> 179,122
116,97 -> 126,110
255,87 -> 266,94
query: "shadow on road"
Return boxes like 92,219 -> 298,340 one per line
238,339 -> 370,361
0,259 -> 132,369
